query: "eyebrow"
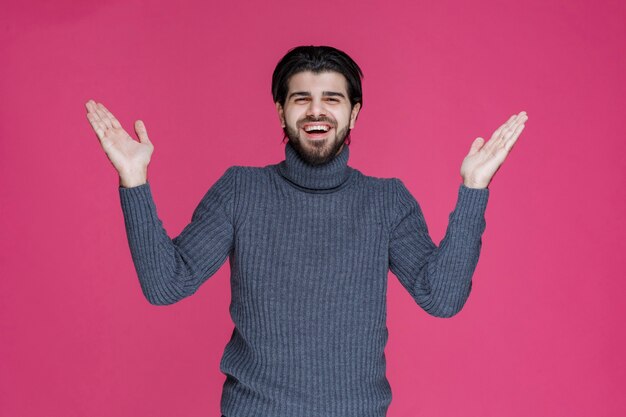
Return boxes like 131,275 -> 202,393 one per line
288,91 -> 346,100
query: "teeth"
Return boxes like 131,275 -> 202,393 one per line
304,125 -> 330,132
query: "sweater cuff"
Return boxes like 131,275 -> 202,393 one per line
118,181 -> 159,225
450,183 -> 490,226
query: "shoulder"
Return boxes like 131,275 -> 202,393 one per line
224,164 -> 275,183
349,167 -> 404,195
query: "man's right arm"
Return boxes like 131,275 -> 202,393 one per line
85,100 -> 236,305
118,167 -> 237,305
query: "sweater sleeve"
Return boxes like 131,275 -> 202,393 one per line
118,166 -> 237,305
388,180 -> 489,317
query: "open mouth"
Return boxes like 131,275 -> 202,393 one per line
302,123 -> 333,139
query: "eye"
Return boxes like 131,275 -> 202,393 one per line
294,97 -> 309,103
326,98 -> 339,103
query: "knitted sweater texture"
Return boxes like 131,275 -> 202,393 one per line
118,142 -> 489,417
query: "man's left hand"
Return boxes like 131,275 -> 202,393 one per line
460,111 -> 528,189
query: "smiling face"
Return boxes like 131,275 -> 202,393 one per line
276,71 -> 361,165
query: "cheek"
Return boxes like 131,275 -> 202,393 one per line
338,111 -> 352,126
285,110 -> 302,125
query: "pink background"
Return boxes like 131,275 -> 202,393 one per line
1,0 -> 624,416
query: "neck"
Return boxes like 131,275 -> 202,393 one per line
276,141 -> 353,192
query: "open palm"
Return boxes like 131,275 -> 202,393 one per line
461,111 -> 528,189
85,100 -> 153,180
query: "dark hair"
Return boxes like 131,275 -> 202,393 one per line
272,45 -> 363,109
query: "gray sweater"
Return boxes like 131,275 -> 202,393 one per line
118,142 -> 489,417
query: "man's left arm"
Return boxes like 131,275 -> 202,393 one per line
388,111 -> 528,317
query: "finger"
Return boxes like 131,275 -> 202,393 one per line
86,102 -> 107,137
98,102 -> 122,129
86,100 -> 101,120
468,137 -> 484,156
95,103 -> 114,129
134,120 -> 151,144
500,111 -> 527,130
503,113 -> 528,141
86,112 -> 106,140
492,114 -> 517,138
500,114 -> 521,137
504,122 -> 525,152
485,114 -> 517,153
489,113 -> 525,150
85,99 -> 99,112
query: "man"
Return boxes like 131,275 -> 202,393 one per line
85,45 -> 527,417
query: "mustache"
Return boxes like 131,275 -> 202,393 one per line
298,116 -> 335,127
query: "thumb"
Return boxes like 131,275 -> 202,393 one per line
468,137 -> 484,156
134,120 -> 151,144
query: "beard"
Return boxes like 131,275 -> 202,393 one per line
283,119 -> 351,166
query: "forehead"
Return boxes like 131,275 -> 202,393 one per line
287,71 -> 349,94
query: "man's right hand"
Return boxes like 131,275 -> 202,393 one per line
85,99 -> 154,188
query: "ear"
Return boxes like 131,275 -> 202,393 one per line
275,102 -> 285,128
349,102 -> 361,129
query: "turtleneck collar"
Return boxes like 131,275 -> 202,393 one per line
276,141 -> 353,192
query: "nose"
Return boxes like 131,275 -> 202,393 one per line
306,97 -> 326,118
